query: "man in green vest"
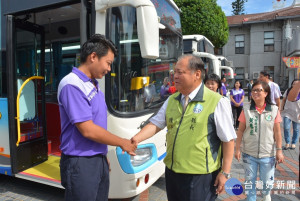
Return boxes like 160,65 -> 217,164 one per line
132,54 -> 236,201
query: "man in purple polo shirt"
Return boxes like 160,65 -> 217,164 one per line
58,34 -> 136,201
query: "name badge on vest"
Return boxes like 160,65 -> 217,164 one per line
193,104 -> 203,113
265,114 -> 273,121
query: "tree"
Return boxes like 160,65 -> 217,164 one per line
232,0 -> 248,15
174,0 -> 229,48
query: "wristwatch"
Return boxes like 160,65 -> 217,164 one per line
220,170 -> 231,179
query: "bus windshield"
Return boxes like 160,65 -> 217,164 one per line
106,3 -> 182,115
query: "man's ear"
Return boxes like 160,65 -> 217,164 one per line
89,52 -> 98,62
195,70 -> 201,80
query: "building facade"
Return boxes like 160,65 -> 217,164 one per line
222,0 -> 300,90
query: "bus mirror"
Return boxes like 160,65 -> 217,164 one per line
136,6 -> 159,59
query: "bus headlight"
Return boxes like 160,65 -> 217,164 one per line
116,143 -> 158,174
130,148 -> 152,166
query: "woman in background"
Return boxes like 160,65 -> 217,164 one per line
204,73 -> 221,92
235,80 -> 284,201
281,79 -> 300,150
230,80 -> 245,129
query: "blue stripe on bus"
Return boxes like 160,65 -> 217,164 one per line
0,166 -> 12,176
116,143 -> 158,174
158,152 -> 166,161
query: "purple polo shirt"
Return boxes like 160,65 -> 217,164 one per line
230,88 -> 245,106
220,83 -> 227,96
57,67 -> 108,156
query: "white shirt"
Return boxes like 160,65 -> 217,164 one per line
150,83 -> 237,142
268,81 -> 282,104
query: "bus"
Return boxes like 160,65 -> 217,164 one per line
0,0 -> 182,198
183,35 -> 234,80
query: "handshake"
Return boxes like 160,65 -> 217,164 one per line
120,136 -> 139,156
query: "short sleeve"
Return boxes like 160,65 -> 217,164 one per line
150,97 -> 169,129
59,85 -> 92,124
230,90 -> 233,96
214,97 -> 237,142
274,84 -> 282,99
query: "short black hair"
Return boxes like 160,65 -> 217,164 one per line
80,34 -> 117,63
204,73 -> 222,89
178,54 -> 205,80
260,71 -> 270,79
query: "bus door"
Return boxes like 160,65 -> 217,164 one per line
6,15 -> 47,174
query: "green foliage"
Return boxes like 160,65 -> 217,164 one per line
232,0 -> 248,15
174,0 -> 229,48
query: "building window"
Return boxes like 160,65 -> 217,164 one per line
235,67 -> 246,87
264,66 -> 274,81
264,31 -> 274,52
215,47 -> 223,55
235,35 -> 244,54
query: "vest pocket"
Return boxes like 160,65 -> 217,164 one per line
206,148 -> 209,173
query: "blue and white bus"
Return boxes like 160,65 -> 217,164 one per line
0,0 -> 182,198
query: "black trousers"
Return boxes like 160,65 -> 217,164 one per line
232,105 -> 243,129
165,167 -> 219,201
60,153 -> 109,201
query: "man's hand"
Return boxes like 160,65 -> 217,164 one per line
107,157 -> 111,172
131,136 -> 139,147
120,139 -> 136,156
214,172 -> 227,194
276,150 -> 284,164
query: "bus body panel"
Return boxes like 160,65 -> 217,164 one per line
107,113 -> 167,198
0,98 -> 12,176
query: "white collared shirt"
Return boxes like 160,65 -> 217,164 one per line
150,83 -> 236,142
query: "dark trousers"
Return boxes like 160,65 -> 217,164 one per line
60,153 -> 109,201
248,91 -> 251,101
232,106 -> 243,129
165,167 -> 218,201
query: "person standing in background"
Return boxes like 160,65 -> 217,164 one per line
259,71 -> 282,108
220,77 -> 227,96
288,79 -> 300,102
235,80 -> 284,201
160,77 -> 170,100
247,80 -> 253,101
230,80 -> 245,129
204,73 -> 222,93
281,79 -> 300,150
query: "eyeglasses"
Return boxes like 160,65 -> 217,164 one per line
252,88 -> 264,93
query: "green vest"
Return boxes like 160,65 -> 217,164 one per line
165,84 -> 222,174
